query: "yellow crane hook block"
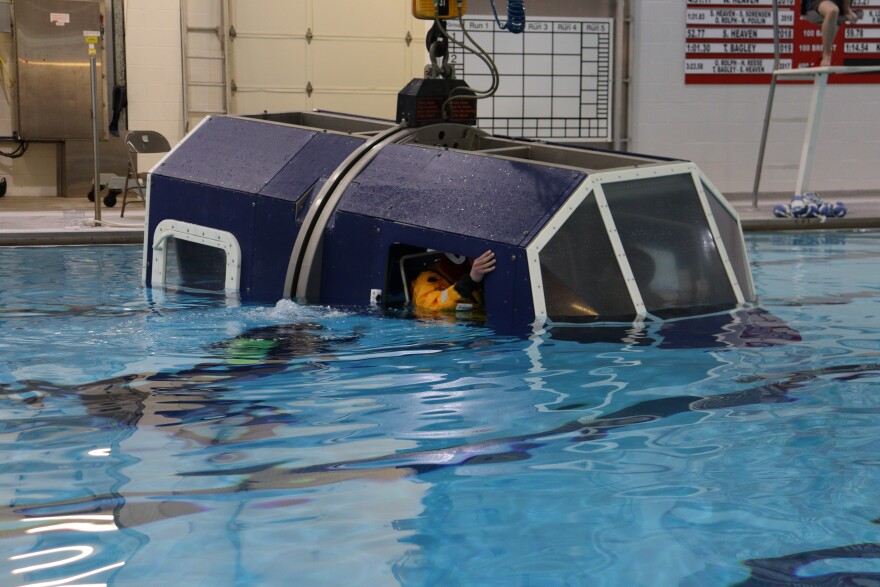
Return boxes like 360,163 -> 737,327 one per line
412,0 -> 467,20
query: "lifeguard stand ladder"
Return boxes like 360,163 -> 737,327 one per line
751,65 -> 880,207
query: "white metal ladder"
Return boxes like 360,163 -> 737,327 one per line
752,65 -> 880,206
180,0 -> 232,132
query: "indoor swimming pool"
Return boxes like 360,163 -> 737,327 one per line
1,230 -> 879,586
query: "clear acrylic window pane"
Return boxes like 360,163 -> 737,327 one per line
603,173 -> 738,318
703,180 -> 755,302
539,192 -> 636,321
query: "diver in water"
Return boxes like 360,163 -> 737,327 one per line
411,250 -> 495,312
1,322 -> 363,432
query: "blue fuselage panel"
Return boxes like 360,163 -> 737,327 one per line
260,133 -> 365,202
158,117 -> 317,193
320,210 -> 536,333
336,144 -> 586,247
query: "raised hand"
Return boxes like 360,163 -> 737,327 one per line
470,250 -> 496,283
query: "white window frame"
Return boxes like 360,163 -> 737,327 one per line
151,219 -> 242,292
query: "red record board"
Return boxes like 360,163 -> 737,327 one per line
685,0 -> 880,83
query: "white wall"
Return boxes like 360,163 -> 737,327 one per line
126,0 -> 186,145
125,0 -> 425,141
227,0 -> 426,122
630,0 -> 880,196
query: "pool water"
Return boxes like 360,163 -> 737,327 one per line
1,231 -> 879,587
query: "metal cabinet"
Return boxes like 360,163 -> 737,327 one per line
12,0 -> 104,140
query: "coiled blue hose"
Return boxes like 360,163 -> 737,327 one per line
490,0 -> 525,34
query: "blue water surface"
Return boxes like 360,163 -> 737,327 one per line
1,231 -> 879,587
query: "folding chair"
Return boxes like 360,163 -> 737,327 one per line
121,130 -> 171,217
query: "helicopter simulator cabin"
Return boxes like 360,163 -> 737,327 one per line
142,110 -> 755,336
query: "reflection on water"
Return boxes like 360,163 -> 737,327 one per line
8,514 -> 124,587
11,545 -> 124,587
21,515 -> 118,534
1,237 -> 880,586
734,542 -> 880,586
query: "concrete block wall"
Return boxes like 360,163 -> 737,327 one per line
630,0 -> 880,197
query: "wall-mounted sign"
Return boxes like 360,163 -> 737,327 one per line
50,12 -> 70,26
685,0 -> 880,83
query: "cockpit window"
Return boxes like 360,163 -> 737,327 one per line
604,173 -> 738,318
539,191 -> 636,322
703,180 -> 755,302
535,173 -> 743,324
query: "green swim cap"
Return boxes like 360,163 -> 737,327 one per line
224,338 -> 276,365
